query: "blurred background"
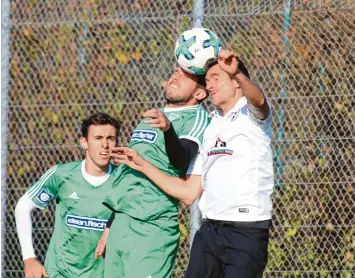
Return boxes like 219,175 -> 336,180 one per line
2,0 -> 354,277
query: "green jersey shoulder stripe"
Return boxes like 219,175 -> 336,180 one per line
28,165 -> 57,199
187,110 -> 209,138
190,110 -> 208,138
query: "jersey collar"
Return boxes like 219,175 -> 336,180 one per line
210,97 -> 247,119
81,160 -> 112,187
164,104 -> 200,112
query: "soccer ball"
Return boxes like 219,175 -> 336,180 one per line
175,27 -> 222,75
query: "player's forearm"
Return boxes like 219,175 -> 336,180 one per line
15,194 -> 36,260
235,73 -> 269,119
140,161 -> 200,205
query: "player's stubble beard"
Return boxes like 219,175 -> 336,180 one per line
164,87 -> 193,106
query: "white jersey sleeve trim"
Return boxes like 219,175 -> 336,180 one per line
187,152 -> 203,176
15,194 -> 37,260
246,101 -> 272,127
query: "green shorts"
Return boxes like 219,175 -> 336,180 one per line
104,213 -> 180,278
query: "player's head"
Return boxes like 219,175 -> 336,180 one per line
165,67 -> 207,106
80,112 -> 121,171
205,57 -> 250,109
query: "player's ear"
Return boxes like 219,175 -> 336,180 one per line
80,137 -> 88,150
194,87 -> 208,102
233,78 -> 240,89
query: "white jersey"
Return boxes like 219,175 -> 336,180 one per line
188,97 -> 274,222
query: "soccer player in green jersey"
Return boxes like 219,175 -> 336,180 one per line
15,112 -> 120,278
97,67 -> 210,278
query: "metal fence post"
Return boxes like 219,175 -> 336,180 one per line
189,0 -> 205,249
1,0 -> 11,275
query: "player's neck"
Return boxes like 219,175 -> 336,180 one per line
84,161 -> 109,176
166,100 -> 198,108
219,94 -> 242,116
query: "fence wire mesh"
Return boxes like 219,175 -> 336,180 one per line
3,0 -> 355,277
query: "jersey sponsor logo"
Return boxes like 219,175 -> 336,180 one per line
36,189 -> 54,204
208,137 -> 233,156
66,215 -> 108,231
68,192 -> 79,200
131,129 -> 158,143
207,148 -> 233,156
214,137 -> 226,148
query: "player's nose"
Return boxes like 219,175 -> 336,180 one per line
102,140 -> 109,148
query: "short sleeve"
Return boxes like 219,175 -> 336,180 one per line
178,109 -> 210,148
187,152 -> 203,176
246,101 -> 273,128
26,165 -> 58,209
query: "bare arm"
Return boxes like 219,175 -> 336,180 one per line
95,226 -> 110,260
218,50 -> 270,119
111,147 -> 203,205
235,72 -> 269,119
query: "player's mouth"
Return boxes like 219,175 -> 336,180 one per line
209,91 -> 217,97
169,82 -> 179,89
100,151 -> 109,157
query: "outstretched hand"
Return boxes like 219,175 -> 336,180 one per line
217,49 -> 239,76
111,147 -> 146,171
143,108 -> 171,132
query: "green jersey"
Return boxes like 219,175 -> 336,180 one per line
105,105 -> 210,221
27,161 -> 118,278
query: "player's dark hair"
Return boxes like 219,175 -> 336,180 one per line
196,74 -> 206,88
195,74 -> 208,103
205,57 -> 251,79
81,112 -> 121,139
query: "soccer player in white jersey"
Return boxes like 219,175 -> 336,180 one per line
111,49 -> 274,278
15,112 -> 120,278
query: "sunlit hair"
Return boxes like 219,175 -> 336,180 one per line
205,57 -> 251,79
81,112 -> 121,139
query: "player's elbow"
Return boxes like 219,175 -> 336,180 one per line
182,198 -> 194,206
181,192 -> 200,206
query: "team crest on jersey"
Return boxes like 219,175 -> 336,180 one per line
131,129 -> 158,143
36,188 -> 54,204
66,215 -> 108,231
168,113 -> 180,122
207,137 -> 233,156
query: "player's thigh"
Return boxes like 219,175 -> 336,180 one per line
185,223 -> 221,278
104,216 -> 128,278
221,227 -> 269,278
124,218 -> 179,278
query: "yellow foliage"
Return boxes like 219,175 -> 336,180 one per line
115,51 -> 130,64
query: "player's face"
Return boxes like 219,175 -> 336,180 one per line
165,67 -> 200,104
81,125 -> 117,172
206,64 -> 237,108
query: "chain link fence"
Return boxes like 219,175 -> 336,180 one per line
2,0 -> 354,277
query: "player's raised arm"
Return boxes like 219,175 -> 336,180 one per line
111,147 -> 202,205
216,49 -> 270,120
